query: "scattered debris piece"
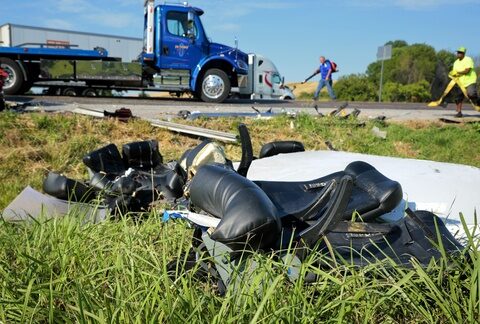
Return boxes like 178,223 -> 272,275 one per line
371,126 -> 387,139
103,107 -> 134,122
72,107 -> 106,118
177,110 -> 191,119
325,140 -> 337,151
313,104 -> 324,117
73,107 -> 134,122
439,116 -> 480,124
439,118 -> 461,124
342,108 -> 361,119
251,106 -> 261,114
329,102 -> 349,117
72,107 -> 237,143
184,111 -> 276,120
148,119 -> 238,143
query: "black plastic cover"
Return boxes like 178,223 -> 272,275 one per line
122,140 -> 163,170
190,164 -> 281,251
82,144 -> 126,175
259,141 -> 305,159
43,172 -> 96,202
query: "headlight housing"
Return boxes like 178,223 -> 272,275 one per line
237,59 -> 248,70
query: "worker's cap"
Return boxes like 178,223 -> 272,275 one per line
456,46 -> 467,53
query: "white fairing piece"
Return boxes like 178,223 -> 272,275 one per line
247,151 -> 480,240
2,186 -> 107,223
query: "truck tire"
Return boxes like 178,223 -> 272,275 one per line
82,88 -> 97,97
200,69 -> 230,103
0,58 -> 24,95
62,87 -> 77,96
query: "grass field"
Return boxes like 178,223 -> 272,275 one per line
0,111 -> 479,322
287,81 -> 336,100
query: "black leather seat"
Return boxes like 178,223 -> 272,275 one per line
190,164 -> 281,251
254,161 -> 402,222
190,164 -> 356,251
253,171 -> 344,221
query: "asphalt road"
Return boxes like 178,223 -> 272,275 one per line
6,94 -> 480,121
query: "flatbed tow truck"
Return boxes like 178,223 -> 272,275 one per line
0,1 -> 294,102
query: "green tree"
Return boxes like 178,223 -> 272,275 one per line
367,42 -> 436,85
385,40 -> 408,48
382,80 -> 431,102
366,40 -> 410,85
436,50 -> 456,71
334,74 -> 377,101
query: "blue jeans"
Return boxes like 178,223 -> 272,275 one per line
314,79 -> 336,100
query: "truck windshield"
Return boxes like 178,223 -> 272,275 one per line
167,11 -> 197,38
272,73 -> 282,84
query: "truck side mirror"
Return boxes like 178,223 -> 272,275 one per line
186,11 -> 195,40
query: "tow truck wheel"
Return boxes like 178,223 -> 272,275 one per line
0,58 -> 24,95
62,87 -> 77,96
200,69 -> 230,103
82,88 -> 97,97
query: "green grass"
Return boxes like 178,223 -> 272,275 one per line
0,214 -> 478,322
1,112 -> 480,322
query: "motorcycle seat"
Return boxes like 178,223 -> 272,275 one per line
254,161 -> 402,222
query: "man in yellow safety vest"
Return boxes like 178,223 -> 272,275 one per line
450,47 -> 479,117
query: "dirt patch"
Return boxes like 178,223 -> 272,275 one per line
393,141 -> 419,158
400,120 -> 444,129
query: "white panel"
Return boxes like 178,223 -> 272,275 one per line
8,25 -> 142,62
0,24 -> 11,46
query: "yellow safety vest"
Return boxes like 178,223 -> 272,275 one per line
453,56 -> 477,88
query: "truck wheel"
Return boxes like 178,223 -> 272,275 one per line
200,69 -> 230,103
0,58 -> 24,95
62,87 -> 77,96
82,88 -> 97,97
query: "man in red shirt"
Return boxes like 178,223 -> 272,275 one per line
0,67 -> 8,111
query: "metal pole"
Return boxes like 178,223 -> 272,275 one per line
378,60 -> 385,102
378,52 -> 385,103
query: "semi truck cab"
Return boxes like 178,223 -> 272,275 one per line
142,1 -> 250,102
244,54 -> 295,100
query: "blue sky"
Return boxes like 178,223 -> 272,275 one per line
3,0 -> 480,82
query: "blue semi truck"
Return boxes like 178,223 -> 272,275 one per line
0,1 -> 254,103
